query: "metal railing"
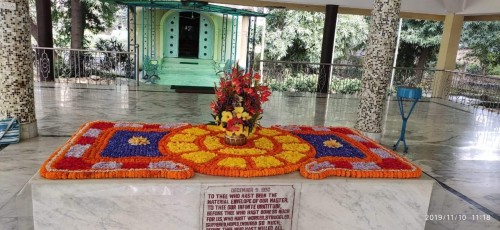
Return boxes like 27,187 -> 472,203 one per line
32,47 -> 138,85
390,67 -> 435,96
255,60 -> 363,94
256,60 -> 500,112
255,60 -> 427,94
447,71 -> 500,110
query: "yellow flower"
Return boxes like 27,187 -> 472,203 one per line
242,127 -> 250,137
217,157 -> 247,168
215,116 -> 220,124
128,136 -> 150,146
206,125 -> 223,132
167,142 -> 199,154
219,148 -> 266,155
254,137 -> 274,150
221,111 -> 233,122
323,139 -> 343,148
282,143 -> 310,152
258,128 -> 282,136
203,136 -> 224,150
241,112 -> 251,121
274,135 -> 301,143
276,151 -> 306,163
234,107 -> 244,118
181,151 -> 216,163
181,127 -> 210,136
169,134 -> 197,142
253,156 -> 283,168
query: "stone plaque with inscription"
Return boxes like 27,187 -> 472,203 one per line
203,185 -> 295,230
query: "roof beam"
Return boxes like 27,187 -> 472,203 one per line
464,15 -> 500,21
442,0 -> 465,13
208,0 -> 325,12
205,0 -> 446,21
112,0 -> 499,21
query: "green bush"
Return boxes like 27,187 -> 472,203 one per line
267,74 -> 363,94
466,63 -> 482,75
487,65 -> 500,76
292,73 -> 317,92
330,78 -> 361,94
267,73 -> 317,92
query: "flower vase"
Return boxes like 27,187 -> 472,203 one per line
225,134 -> 247,146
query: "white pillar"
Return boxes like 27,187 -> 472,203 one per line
355,0 -> 402,142
0,0 -> 38,139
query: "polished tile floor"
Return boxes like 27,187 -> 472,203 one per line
0,83 -> 499,229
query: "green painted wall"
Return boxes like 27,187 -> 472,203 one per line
135,8 -> 248,69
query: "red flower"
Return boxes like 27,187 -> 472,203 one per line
377,158 -> 412,170
231,68 -> 240,77
253,73 -> 261,81
259,85 -> 269,91
211,67 -> 272,128
226,118 -> 244,131
260,90 -> 271,102
92,122 -> 114,130
330,128 -> 355,134
243,87 -> 255,95
55,157 -> 92,170
361,141 -> 379,149
210,101 -> 218,113
143,124 -> 160,129
122,162 -> 149,169
77,137 -> 95,145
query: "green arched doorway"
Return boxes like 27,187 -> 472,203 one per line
164,11 -> 214,59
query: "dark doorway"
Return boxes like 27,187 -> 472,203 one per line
179,12 -> 200,58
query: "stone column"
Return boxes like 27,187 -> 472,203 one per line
355,0 -> 401,141
128,6 -> 136,79
0,0 -> 38,139
239,16 -> 249,68
316,5 -> 338,94
431,14 -> 463,99
35,0 -> 54,81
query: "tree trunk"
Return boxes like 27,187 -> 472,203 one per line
30,17 -> 38,44
70,0 -> 84,49
36,0 -> 55,81
415,47 -> 429,85
70,0 -> 84,77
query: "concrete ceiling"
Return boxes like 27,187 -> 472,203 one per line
263,0 -> 500,16
206,0 -> 500,20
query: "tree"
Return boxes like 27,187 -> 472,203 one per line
262,9 -> 368,63
52,0 -> 118,48
332,15 -> 368,64
263,9 -> 324,62
461,21 -> 500,75
397,19 -> 443,69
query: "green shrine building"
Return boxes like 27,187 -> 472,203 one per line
103,0 -> 266,86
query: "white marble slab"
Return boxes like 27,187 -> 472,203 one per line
29,172 -> 433,230
298,181 -> 432,230
32,183 -> 201,230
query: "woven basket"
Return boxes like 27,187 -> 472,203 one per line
224,134 -> 247,146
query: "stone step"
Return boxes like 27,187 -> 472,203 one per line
162,58 -> 214,65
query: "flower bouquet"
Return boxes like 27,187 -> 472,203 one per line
210,68 -> 271,145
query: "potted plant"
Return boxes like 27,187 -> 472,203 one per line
210,68 -> 271,146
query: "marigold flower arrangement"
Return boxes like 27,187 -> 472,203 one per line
210,68 -> 271,142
